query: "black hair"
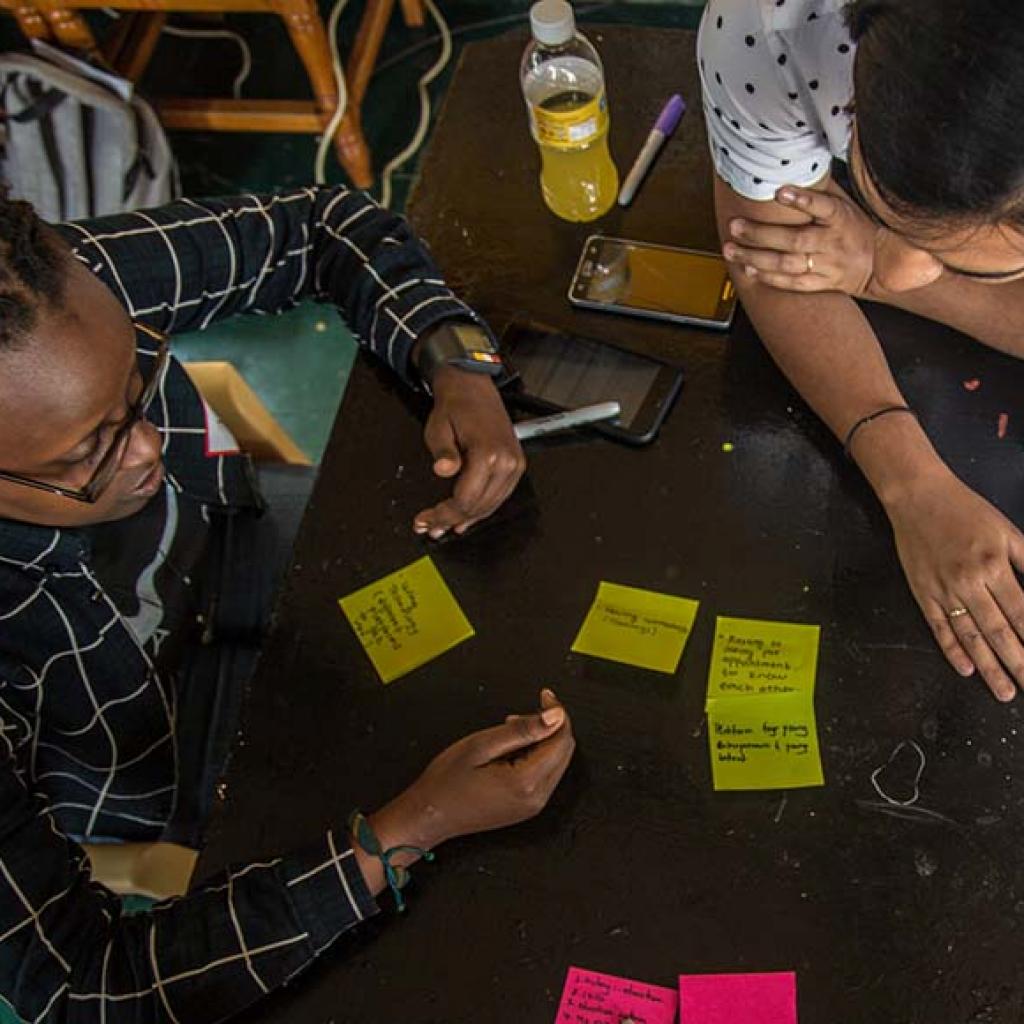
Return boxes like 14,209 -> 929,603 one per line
845,0 -> 1024,231
0,197 -> 67,349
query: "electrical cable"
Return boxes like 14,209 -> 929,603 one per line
100,9 -> 252,100
372,2 -> 613,79
312,0 -> 351,185
159,25 -> 252,99
376,0 -> 451,209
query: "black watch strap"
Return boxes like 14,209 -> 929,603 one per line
415,322 -> 504,387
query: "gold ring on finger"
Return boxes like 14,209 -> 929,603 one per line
947,606 -> 970,619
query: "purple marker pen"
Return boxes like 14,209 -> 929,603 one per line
617,93 -> 686,206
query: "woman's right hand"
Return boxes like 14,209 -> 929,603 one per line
885,470 -> 1024,701
370,689 -> 575,857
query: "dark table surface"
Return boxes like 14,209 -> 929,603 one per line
199,27 -> 1024,1024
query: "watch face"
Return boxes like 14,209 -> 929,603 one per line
451,322 -> 495,353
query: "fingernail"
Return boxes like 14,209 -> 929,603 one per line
429,527 -> 446,539
413,522 -> 428,533
779,188 -> 796,203
541,707 -> 564,727
730,218 -> 746,235
744,265 -> 758,277
723,244 -> 737,260
541,687 -> 557,701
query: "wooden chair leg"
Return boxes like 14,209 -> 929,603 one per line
346,0 -> 395,108
10,5 -> 52,42
42,7 -> 103,62
105,11 -> 166,82
275,0 -> 373,188
399,0 -> 425,30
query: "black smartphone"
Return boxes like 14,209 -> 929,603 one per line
569,235 -> 737,330
501,322 -> 684,446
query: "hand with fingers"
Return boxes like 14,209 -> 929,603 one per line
722,181 -> 880,297
887,469 -> 1024,702
366,689 -> 575,865
413,364 -> 526,540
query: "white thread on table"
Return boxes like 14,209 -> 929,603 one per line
870,740 -> 926,807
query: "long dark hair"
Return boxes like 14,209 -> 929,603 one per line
846,0 -> 1024,231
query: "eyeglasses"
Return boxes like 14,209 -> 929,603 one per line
0,322 -> 170,504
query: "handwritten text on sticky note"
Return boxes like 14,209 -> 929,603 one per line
557,967 -> 678,1024
571,581 -> 700,674
708,694 -> 823,790
338,555 -> 473,684
705,617 -> 823,791
706,617 -> 820,703
679,970 -> 796,1024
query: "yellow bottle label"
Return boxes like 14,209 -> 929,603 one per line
530,92 -> 608,150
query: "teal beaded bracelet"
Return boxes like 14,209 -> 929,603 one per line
348,810 -> 435,912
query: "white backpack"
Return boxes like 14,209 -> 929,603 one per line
0,45 -> 179,223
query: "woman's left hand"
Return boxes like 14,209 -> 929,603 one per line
722,182 -> 879,297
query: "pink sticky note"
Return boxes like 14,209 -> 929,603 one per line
679,971 -> 796,1023
556,967 -> 678,1024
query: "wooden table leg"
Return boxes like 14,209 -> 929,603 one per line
275,0 -> 373,189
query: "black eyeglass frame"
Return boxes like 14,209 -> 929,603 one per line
0,323 -> 170,504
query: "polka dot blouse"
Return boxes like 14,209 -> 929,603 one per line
697,0 -> 856,201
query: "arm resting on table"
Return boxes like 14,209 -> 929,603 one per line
713,173 -> 952,504
0,755 -> 378,1024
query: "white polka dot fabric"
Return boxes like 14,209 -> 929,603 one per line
697,0 -> 856,201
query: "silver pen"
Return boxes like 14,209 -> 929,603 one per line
513,401 -> 621,441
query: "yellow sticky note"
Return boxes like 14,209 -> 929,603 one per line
708,694 -> 824,790
571,581 -> 700,675
706,616 -> 820,707
338,556 -> 474,684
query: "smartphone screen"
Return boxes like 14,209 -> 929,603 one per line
572,238 -> 733,322
510,329 -> 658,429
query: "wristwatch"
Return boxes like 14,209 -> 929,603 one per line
414,321 -> 504,387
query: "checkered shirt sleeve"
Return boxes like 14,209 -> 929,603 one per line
0,184 -> 490,1021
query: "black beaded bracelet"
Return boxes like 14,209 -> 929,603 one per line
842,405 -> 918,460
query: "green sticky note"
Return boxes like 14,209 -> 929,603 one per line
339,555 -> 474,684
571,581 -> 700,674
708,693 -> 824,790
706,616 -> 821,707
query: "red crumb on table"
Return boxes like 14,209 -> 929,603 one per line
998,412 -> 1009,439
963,378 -> 981,391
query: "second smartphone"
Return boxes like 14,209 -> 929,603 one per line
569,235 -> 737,330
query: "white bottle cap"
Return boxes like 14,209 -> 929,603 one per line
530,0 -> 575,46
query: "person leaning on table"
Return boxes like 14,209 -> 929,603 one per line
0,186 -> 574,1022
701,0 -> 1024,701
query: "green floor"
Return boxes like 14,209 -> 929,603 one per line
149,0 -> 705,459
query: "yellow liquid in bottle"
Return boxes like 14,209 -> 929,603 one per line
534,89 -> 618,222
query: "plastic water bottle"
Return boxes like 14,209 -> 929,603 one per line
521,0 -> 618,222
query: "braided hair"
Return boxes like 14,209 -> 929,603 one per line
0,198 -> 68,349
